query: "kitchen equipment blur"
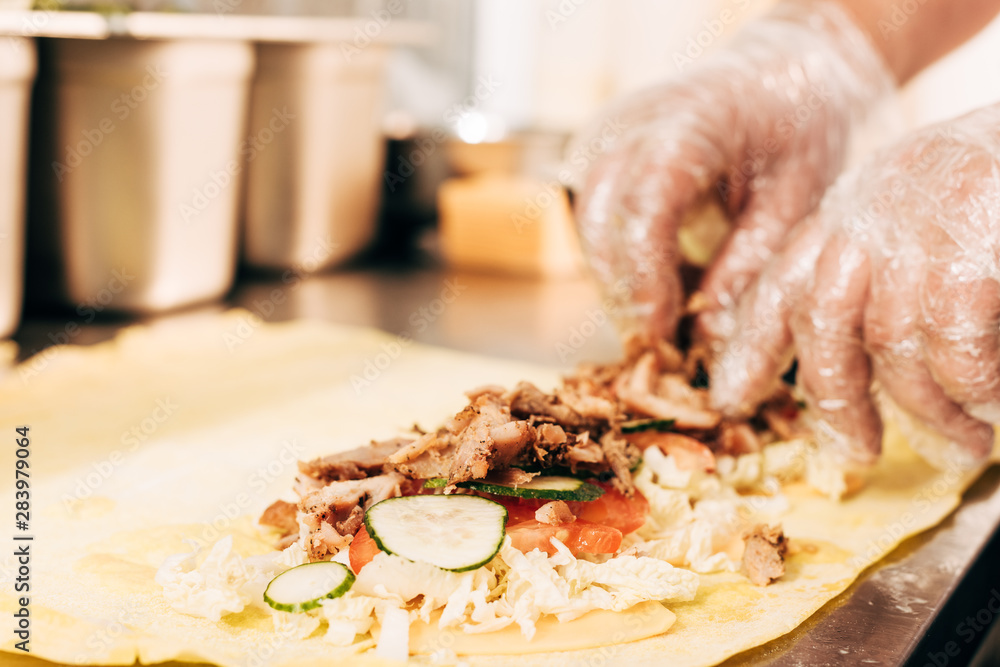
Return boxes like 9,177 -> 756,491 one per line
436,126 -> 583,278
242,42 -> 388,273
0,36 -> 35,338
5,8 -> 430,321
32,37 -> 255,313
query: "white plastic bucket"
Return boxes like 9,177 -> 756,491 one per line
45,38 -> 254,312
0,36 -> 35,338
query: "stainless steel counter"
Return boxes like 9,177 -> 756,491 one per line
9,262 -> 1000,666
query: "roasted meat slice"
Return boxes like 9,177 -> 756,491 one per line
465,384 -> 506,401
259,499 -> 298,537
298,472 -> 405,561
555,388 -> 618,422
390,445 -> 455,479
448,393 -> 519,484
535,500 -> 575,526
565,433 -> 604,466
616,352 -> 721,430
535,423 -> 567,448
388,429 -> 452,465
482,467 -> 538,486
506,381 -> 584,428
298,438 -> 411,483
622,332 -> 683,372
490,421 -> 536,466
599,431 -> 640,493
742,524 -> 788,586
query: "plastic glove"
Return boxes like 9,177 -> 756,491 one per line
712,104 -> 1000,468
569,0 -> 893,341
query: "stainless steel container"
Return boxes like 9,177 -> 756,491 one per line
44,38 -> 254,312
242,42 -> 387,273
0,36 -> 35,338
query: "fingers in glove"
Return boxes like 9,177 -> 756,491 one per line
920,235 -> 1000,419
576,130 -> 722,340
791,232 -> 881,465
699,160 -> 826,327
708,212 -> 828,416
865,251 -> 996,466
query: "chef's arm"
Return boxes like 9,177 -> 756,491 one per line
837,0 -> 1000,83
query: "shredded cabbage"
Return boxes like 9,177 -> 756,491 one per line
157,439 -> 814,653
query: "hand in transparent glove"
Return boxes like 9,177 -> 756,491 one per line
570,0 -> 892,341
712,104 -> 1000,468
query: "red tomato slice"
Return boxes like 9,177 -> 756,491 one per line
349,525 -> 381,574
568,484 -> 649,535
495,483 -> 649,536
497,497 -> 541,524
506,519 -> 622,556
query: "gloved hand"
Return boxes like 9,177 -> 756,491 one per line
569,0 -> 893,341
712,104 -> 1000,469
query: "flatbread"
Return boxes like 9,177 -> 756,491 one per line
0,311 -> 990,666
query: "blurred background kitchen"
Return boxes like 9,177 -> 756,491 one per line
2,0 -> 1000,372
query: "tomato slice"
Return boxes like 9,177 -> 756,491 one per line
495,483 -> 649,536
569,484 -> 649,535
349,525 -> 381,574
506,519 -> 622,556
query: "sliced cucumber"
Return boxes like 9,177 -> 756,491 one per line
620,418 -> 676,433
263,561 -> 355,613
423,475 -> 604,502
365,495 -> 507,572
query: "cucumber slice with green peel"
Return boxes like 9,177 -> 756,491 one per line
263,561 -> 355,613
620,418 -> 676,433
364,495 -> 507,572
422,475 -> 604,502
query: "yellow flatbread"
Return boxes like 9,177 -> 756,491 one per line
0,312 -> 990,666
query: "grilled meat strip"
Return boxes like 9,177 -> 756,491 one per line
298,438 -> 411,483
448,393 -> 531,484
259,499 -> 298,537
298,472 -> 405,561
742,524 -> 788,586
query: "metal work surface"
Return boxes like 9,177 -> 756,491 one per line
10,263 -> 1000,666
